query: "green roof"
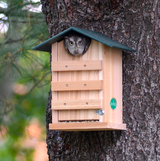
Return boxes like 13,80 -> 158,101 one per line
33,27 -> 136,52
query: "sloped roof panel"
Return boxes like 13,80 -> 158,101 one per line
33,27 -> 135,52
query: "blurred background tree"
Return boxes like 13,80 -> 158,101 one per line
0,0 -> 49,160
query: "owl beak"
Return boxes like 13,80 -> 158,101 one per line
75,47 -> 78,53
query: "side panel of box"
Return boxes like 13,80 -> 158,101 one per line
103,46 -> 122,124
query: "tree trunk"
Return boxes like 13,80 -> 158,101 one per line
41,0 -> 160,160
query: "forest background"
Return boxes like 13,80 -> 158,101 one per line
1,0 -> 160,161
0,0 -> 49,160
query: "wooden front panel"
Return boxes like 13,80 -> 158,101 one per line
51,40 -> 103,121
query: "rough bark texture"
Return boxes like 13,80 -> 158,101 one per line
41,0 -> 160,160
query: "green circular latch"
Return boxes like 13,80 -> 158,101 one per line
110,98 -> 117,110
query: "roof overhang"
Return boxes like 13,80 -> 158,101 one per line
33,27 -> 136,52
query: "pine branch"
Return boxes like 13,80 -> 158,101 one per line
0,18 -> 44,23
0,71 -> 51,116
0,6 -> 44,18
0,7 -> 6,14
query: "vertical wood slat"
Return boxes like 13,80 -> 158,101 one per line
51,43 -> 58,123
98,42 -> 104,122
87,40 -> 101,121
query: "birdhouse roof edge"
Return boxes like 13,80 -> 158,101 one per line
32,27 -> 136,52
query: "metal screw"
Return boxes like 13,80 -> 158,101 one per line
65,65 -> 68,68
84,84 -> 87,86
96,110 -> 105,115
86,102 -> 88,105
66,84 -> 68,87
64,103 -> 66,105
84,64 -> 86,67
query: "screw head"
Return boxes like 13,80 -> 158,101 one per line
96,110 -> 105,115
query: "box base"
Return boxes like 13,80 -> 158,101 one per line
49,122 -> 126,131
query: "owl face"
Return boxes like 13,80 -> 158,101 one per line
64,34 -> 91,56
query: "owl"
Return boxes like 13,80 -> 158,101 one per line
64,33 -> 91,56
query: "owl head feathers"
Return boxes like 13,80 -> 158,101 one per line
64,33 -> 91,56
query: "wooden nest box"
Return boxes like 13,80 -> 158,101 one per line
33,27 -> 135,131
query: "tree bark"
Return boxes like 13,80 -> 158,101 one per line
41,0 -> 160,160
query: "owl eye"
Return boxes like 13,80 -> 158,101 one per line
78,41 -> 82,45
69,41 -> 73,46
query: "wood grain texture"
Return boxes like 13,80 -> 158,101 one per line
51,80 -> 102,91
98,42 -> 104,122
102,45 -> 122,124
49,122 -> 126,131
52,99 -> 102,110
51,60 -> 102,71
52,105 -> 101,110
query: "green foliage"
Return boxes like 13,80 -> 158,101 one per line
0,138 -> 34,161
0,0 -> 49,160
